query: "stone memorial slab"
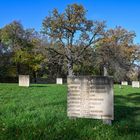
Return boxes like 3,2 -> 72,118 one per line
19,75 -> 30,87
56,78 -> 63,84
67,76 -> 114,121
132,81 -> 140,88
121,81 -> 128,86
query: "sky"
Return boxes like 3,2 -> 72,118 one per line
0,0 -> 140,43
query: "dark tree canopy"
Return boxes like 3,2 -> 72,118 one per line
0,21 -> 46,82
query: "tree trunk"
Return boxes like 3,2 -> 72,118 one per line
99,65 -> 103,75
33,71 -> 37,83
67,60 -> 74,77
103,66 -> 108,76
57,65 -> 61,78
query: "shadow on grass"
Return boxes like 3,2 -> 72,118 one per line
114,92 -> 140,135
114,105 -> 140,135
30,84 -> 65,88
114,105 -> 140,122
127,93 -> 140,103
115,93 -> 140,106
30,85 -> 50,88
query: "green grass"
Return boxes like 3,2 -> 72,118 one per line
0,84 -> 140,140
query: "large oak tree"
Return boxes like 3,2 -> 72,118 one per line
42,4 -> 105,76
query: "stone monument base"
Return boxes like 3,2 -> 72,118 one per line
19,75 -> 30,87
132,81 -> 140,88
56,78 -> 63,84
67,76 -> 114,125
121,81 -> 128,86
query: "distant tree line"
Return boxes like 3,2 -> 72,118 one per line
0,4 -> 140,83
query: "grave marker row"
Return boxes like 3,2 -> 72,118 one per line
18,76 -> 63,86
121,81 -> 140,88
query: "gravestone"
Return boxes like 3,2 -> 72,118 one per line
67,76 -> 114,125
132,81 -> 140,88
119,85 -> 122,89
56,78 -> 63,84
19,75 -> 30,87
121,81 -> 128,86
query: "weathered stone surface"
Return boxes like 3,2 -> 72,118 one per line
121,81 -> 128,86
56,78 -> 63,84
132,81 -> 140,88
67,76 -> 114,120
19,75 -> 30,87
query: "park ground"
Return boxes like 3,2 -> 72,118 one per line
0,84 -> 140,140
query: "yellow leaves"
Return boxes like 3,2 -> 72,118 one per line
100,37 -> 112,43
30,64 -> 41,72
12,48 -> 44,72
28,53 -> 44,72
31,38 -> 40,45
120,45 -> 136,59
13,49 -> 29,63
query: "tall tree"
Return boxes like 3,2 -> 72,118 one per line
0,29 -> 13,78
0,21 -> 27,74
1,21 -> 45,79
96,27 -> 137,81
42,4 -> 105,76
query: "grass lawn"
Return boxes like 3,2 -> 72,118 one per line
0,84 -> 140,140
